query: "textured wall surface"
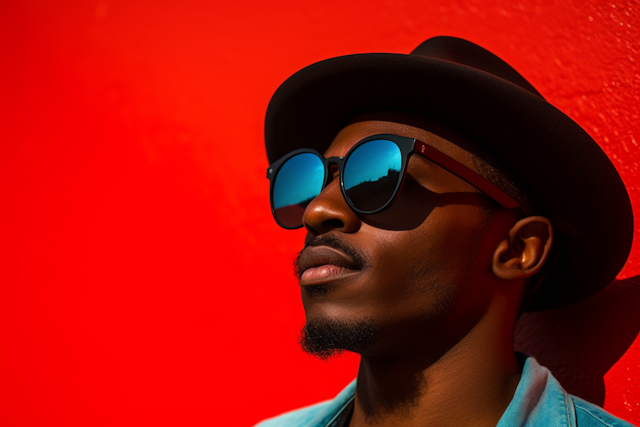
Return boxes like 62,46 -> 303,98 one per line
1,1 -> 638,426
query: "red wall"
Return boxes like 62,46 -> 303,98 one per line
1,1 -> 638,425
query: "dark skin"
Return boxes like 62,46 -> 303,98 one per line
296,115 -> 554,427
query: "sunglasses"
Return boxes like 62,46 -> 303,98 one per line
267,134 -> 526,229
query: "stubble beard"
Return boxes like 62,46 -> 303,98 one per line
293,226 -> 485,361
299,318 -> 379,360
294,235 -> 378,359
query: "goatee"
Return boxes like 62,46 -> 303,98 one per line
299,318 -> 379,360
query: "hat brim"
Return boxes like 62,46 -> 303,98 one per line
264,53 -> 634,311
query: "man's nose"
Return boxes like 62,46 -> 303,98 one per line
302,178 -> 361,236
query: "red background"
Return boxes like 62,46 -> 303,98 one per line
1,1 -> 639,426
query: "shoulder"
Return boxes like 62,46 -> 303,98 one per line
570,395 -> 636,427
253,400 -> 333,427
498,354 -> 636,427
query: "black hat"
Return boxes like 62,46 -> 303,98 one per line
264,36 -> 633,311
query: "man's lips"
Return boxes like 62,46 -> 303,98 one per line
297,245 -> 362,283
301,264 -> 353,281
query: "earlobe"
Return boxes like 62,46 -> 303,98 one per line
492,216 -> 554,281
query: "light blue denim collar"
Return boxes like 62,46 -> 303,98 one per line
497,353 -> 576,427
257,354 -> 586,427
306,386 -> 355,427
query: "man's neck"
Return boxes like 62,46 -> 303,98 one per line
349,311 -> 522,427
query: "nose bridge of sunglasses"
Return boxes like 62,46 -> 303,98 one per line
326,156 -> 344,164
323,156 -> 343,178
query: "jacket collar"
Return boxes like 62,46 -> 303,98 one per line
306,354 -> 576,427
497,354 -> 576,427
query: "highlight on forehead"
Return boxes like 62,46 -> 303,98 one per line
333,113 -> 476,165
345,111 -> 478,151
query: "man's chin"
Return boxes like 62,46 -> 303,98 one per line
298,317 -> 379,360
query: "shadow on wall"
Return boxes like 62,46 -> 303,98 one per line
514,275 -> 640,406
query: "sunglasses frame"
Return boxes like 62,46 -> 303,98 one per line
267,133 -> 526,229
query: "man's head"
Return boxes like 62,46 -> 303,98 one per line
264,36 -> 633,358
294,114 -> 553,359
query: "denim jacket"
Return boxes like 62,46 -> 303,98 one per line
255,355 -> 635,427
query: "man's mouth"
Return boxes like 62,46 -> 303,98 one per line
295,236 -> 364,285
300,263 -> 356,281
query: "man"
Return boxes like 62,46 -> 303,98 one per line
256,37 -> 634,426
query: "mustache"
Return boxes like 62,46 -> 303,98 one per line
293,234 -> 368,279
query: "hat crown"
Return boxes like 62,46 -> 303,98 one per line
411,36 -> 543,98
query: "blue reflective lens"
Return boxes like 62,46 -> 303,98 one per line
343,139 -> 402,212
273,153 -> 325,228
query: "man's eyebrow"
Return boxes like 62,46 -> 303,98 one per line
408,137 -> 481,180
418,132 -> 477,165
414,138 -> 525,212
405,151 -> 485,198
409,151 -> 441,169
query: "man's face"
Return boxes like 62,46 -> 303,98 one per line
295,116 -> 521,360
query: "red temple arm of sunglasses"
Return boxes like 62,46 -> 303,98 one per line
413,139 -> 528,215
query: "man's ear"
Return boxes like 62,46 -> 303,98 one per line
492,216 -> 554,281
